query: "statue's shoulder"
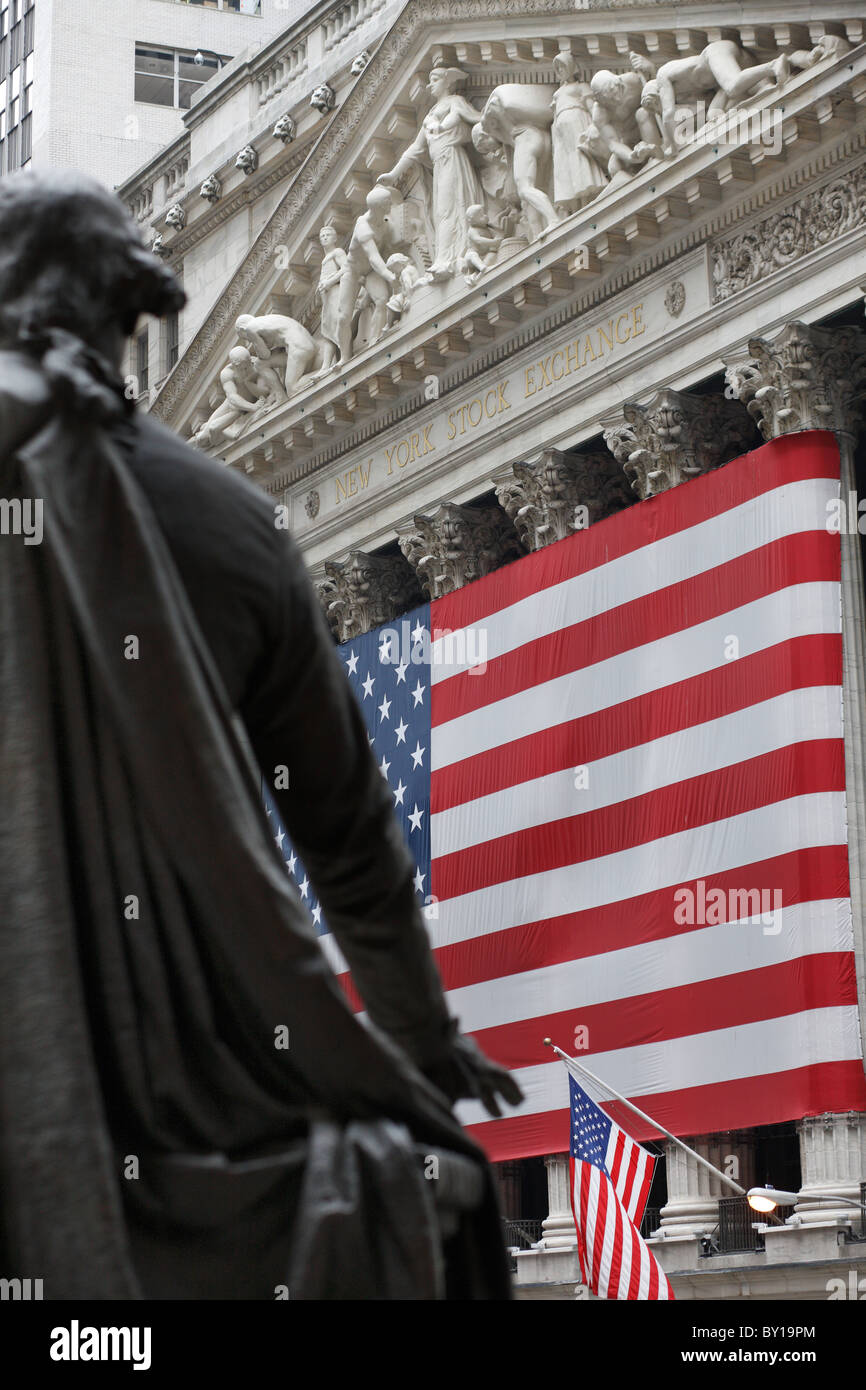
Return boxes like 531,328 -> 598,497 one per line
131,414 -> 278,531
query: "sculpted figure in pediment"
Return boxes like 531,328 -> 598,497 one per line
191,346 -> 282,449
235,312 -> 318,396
316,225 -> 349,371
335,186 -> 400,359
630,41 -> 790,157
577,70 -> 663,186
475,83 -> 560,237
550,54 -> 608,215
384,253 -> 422,329
457,204 -> 504,283
377,60 -> 482,281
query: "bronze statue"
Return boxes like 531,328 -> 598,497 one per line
0,170 -> 521,1300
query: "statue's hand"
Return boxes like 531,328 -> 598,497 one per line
420,1030 -> 524,1118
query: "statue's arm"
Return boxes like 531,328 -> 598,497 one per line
245,532 -> 522,1113
380,125 -> 429,183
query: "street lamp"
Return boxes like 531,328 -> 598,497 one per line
747,1186 -> 865,1214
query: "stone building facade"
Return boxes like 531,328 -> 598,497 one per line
120,0 -> 866,1299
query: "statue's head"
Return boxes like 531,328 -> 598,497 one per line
365,186 -> 392,216
428,61 -> 466,98
0,170 -> 184,352
228,346 -> 252,370
466,203 -> 487,227
590,70 -> 634,108
318,224 -> 338,248
553,52 -> 577,84
386,253 -> 410,272
235,314 -> 254,337
471,122 -> 499,156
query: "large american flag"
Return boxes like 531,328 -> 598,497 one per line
568,1073 -> 672,1300
274,430 -> 866,1161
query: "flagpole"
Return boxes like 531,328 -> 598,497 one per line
543,1039 -> 745,1196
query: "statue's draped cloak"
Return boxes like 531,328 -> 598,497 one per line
0,347 -> 509,1299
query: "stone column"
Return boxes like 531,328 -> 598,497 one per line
493,447 -> 633,552
535,1153 -> 578,1250
796,1112 -> 866,1224
396,500 -> 521,598
602,387 -> 757,499
725,321 -> 866,1222
659,1132 -> 756,1237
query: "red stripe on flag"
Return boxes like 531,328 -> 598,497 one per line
432,433 -> 840,632
431,846 -> 849,992
466,954 -> 858,1071
431,633 -> 841,813
436,739 -> 843,900
432,531 -> 838,728
465,1060 -> 866,1160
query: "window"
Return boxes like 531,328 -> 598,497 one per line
172,1 -> 261,12
135,328 -> 149,394
165,311 -> 179,372
134,45 -> 230,110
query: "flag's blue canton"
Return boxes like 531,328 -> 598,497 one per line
265,602 -> 433,938
570,1075 -> 612,1172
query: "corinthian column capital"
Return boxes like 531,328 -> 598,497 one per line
493,447 -> 633,552
396,500 -> 521,599
603,388 -> 758,500
724,320 -> 866,441
317,550 -> 422,643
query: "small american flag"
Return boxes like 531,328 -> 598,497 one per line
568,1072 -> 673,1301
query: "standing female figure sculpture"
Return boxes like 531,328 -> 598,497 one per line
378,60 -> 482,281
550,53 -> 608,215
316,224 -> 348,370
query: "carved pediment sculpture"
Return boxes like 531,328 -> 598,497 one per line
167,14 -> 831,447
351,50 -> 371,77
150,233 -> 168,259
190,346 -> 283,450
378,59 -> 484,283
630,39 -> 791,160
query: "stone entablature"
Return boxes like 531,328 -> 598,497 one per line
151,6 -> 866,483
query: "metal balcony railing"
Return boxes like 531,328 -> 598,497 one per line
502,1218 -> 543,1251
